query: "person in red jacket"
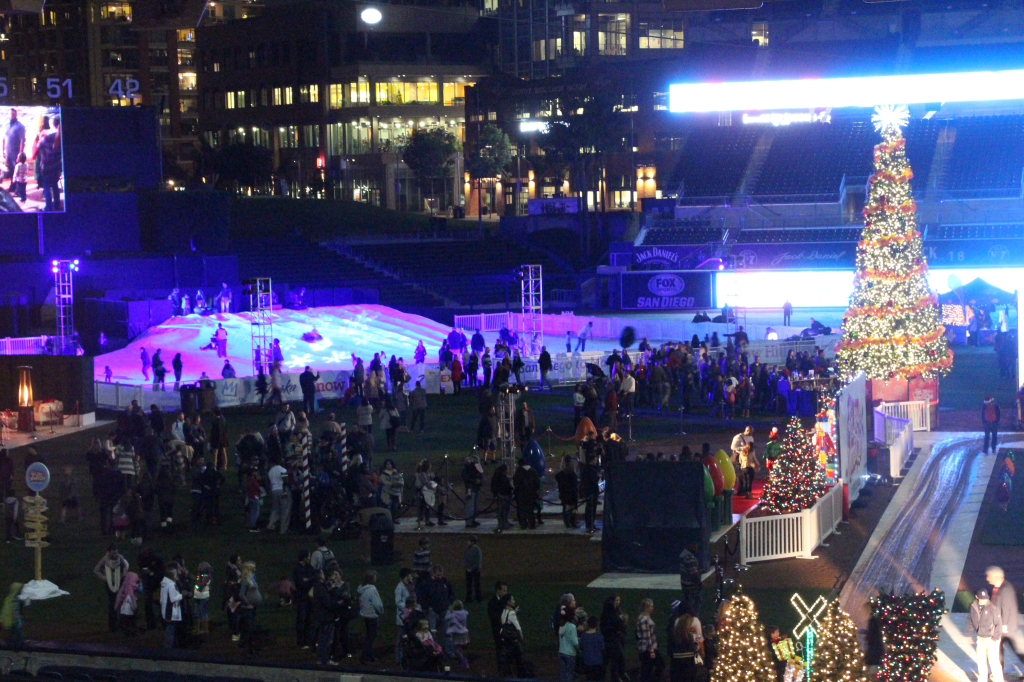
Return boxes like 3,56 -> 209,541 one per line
982,396 -> 1001,454
604,387 -> 618,431
450,356 -> 464,395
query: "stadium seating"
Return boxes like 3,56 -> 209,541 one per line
345,236 -> 570,306
232,237 -> 441,308
642,219 -> 722,245
940,115 -> 1024,197
735,228 -> 861,244
926,224 -> 1024,240
664,126 -> 763,200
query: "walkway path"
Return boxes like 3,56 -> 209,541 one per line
839,432 -> 1022,681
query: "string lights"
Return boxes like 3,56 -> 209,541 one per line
711,590 -> 777,682
836,104 -> 954,381
812,600 -> 872,682
870,590 -> 947,682
759,417 -> 828,515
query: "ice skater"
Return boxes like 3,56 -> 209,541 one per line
215,324 -> 228,358
140,347 -> 151,381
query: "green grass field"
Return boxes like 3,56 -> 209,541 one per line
1,390 -> 825,676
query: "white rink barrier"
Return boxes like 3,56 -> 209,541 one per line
739,483 -> 844,564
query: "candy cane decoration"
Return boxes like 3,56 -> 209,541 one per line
299,429 -> 312,530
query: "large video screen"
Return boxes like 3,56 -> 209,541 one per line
0,105 -> 64,213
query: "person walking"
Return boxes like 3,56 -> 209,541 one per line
114,571 -> 141,638
782,300 -> 792,326
482,348 -> 493,388
499,594 -> 526,677
566,331 -> 572,353
968,588 -> 1004,682
602,594 -> 629,682
160,564 -> 183,649
300,366 -> 320,416
491,462 -> 513,532
409,381 -> 427,433
512,458 -> 540,530
539,346 -> 553,390
237,560 -> 262,654
987,566 -> 1024,669
266,459 -> 291,533
357,571 -> 384,663
983,396 -> 1001,454
294,550 -> 317,649
637,598 -> 664,682
312,570 -> 336,666
580,454 -> 602,534
462,454 -> 483,528
463,535 -> 483,603
171,353 -> 183,390
380,459 -> 404,523
210,408 -> 228,472
555,456 -> 579,529
140,347 -> 151,381
576,322 -> 593,352
94,544 -> 130,633
214,324 -> 228,359
559,604 -> 581,682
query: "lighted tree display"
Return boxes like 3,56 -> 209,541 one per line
812,600 -> 871,682
871,590 -> 946,682
711,591 -> 776,682
835,105 -> 953,382
760,417 -> 828,515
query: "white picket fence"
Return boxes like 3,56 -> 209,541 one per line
874,407 -> 915,478
878,400 -> 931,432
739,483 -> 845,564
0,336 -> 48,355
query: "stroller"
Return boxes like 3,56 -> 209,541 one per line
401,633 -> 446,672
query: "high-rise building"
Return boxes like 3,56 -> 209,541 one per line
196,0 -> 487,210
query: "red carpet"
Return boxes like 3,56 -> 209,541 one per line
732,479 -> 764,515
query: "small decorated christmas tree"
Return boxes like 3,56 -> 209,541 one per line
812,600 -> 871,682
760,417 -> 828,514
835,104 -> 953,382
871,590 -> 946,682
712,591 -> 777,682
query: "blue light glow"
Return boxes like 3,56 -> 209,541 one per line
716,268 -> 1024,308
669,69 -> 1024,113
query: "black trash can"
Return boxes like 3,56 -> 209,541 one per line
198,379 -> 216,412
369,512 -> 395,566
180,384 -> 199,418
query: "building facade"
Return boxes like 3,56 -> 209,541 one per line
196,0 -> 487,211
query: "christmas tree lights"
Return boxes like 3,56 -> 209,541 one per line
811,600 -> 871,682
760,417 -> 828,514
835,104 -> 953,382
711,590 -> 777,682
870,590 -> 946,682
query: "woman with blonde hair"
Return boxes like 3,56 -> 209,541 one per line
238,561 -> 263,653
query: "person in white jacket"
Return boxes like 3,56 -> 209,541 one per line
159,565 -> 182,649
358,570 -> 385,663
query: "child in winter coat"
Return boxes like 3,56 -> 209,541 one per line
445,600 -> 470,668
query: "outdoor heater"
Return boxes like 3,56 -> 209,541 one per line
17,365 -> 34,432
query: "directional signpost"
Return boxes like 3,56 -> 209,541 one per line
24,462 -> 51,581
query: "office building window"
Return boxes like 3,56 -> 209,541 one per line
442,82 -> 468,105
284,86 -> 293,104
226,91 -> 236,109
752,22 -> 768,46
639,20 -> 683,49
572,15 -> 587,56
300,84 -> 319,103
598,14 -> 629,56
303,124 -> 320,148
278,125 -> 298,148
345,121 -> 372,154
273,87 -> 282,106
375,82 -> 438,105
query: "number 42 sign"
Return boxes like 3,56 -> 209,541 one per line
108,78 -> 141,99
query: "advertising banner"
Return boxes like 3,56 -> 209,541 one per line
0,105 -> 64,213
620,271 -> 714,310
731,244 -> 856,270
837,372 -> 868,504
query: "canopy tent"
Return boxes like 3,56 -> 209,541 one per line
938,278 -> 1017,308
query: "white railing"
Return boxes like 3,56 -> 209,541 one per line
890,419 -> 915,479
0,336 -> 47,355
739,483 -> 844,564
873,407 -> 915,478
878,400 -> 930,431
94,382 -> 147,410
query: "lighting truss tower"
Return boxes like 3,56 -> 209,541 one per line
244,278 -> 273,375
51,259 -> 79,355
497,387 -> 518,468
519,264 -> 543,357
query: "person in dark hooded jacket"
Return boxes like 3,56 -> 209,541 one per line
512,459 -> 540,530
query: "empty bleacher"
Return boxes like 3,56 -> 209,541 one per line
346,236 -> 570,306
232,237 -> 441,308
926,224 -> 1024,240
642,219 -> 722,245
735,227 -> 862,244
665,126 -> 763,200
940,115 -> 1024,197
753,119 -> 877,201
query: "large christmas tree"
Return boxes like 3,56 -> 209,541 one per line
711,591 -> 776,682
835,105 -> 953,382
760,417 -> 828,514
871,590 -> 946,682
812,600 -> 871,682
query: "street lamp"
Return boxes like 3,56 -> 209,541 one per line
360,7 -> 382,23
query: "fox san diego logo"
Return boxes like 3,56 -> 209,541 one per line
648,274 -> 686,296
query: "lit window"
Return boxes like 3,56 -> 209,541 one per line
752,22 -> 768,47
284,86 -> 293,104
177,29 -> 194,42
598,14 -> 629,56
226,91 -> 236,109
236,90 -> 246,108
99,2 -> 131,21
639,20 -> 683,49
443,82 -> 469,106
273,87 -> 282,105
572,15 -> 587,56
299,84 -> 319,103
178,73 -> 196,90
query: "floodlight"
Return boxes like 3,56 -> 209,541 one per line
361,7 -> 382,24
